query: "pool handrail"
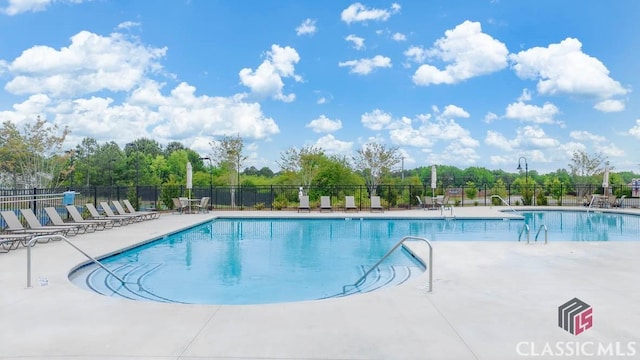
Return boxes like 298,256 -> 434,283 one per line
535,224 -> 548,244
518,224 -> 530,243
491,195 -> 518,213
345,235 -> 433,293
26,235 -> 127,288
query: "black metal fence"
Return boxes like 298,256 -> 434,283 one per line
1,183 -> 638,215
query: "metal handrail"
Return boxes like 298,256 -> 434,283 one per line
535,224 -> 548,244
26,235 -> 127,288
491,195 -> 518,213
344,236 -> 433,293
518,224 -> 530,243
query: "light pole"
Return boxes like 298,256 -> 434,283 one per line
200,157 -> 213,205
517,157 -> 528,185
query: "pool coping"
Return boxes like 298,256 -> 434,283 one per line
2,205 -> 640,359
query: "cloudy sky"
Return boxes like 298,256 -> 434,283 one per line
1,0 -> 639,173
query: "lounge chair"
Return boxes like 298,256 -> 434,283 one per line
65,205 -> 115,229
424,196 -> 436,210
111,200 -> 148,221
320,196 -> 333,212
0,210 -> 65,240
123,199 -> 161,219
298,195 -> 310,213
43,207 -> 97,233
86,203 -> 130,226
19,208 -> 81,236
99,202 -> 141,223
1,234 -> 32,252
370,196 -> 383,212
345,196 -> 358,212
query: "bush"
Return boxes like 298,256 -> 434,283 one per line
536,191 -> 548,205
254,202 -> 265,210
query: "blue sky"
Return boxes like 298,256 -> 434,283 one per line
1,0 -> 639,173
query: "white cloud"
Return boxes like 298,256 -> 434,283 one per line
595,143 -> 624,157
412,21 -> 509,86
403,46 -> 426,64
314,134 -> 353,154
485,126 -> 559,152
594,99 -> 625,112
5,31 -> 167,97
484,112 -> 499,123
439,104 -> 470,119
341,2 -> 400,24
517,88 -> 532,102
305,115 -> 342,133
504,101 -> 560,124
345,34 -> 365,50
510,38 -> 629,99
116,21 -> 141,30
485,130 -> 514,151
361,109 -> 392,130
569,130 -> 606,143
239,44 -> 301,102
392,32 -> 406,41
0,0 -> 81,15
338,55 -> 391,75
628,119 -> 640,139
296,18 -> 317,36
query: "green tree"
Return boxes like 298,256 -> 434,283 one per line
277,145 -> 325,191
464,181 -> 478,200
353,142 -> 401,195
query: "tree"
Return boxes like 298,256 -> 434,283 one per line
277,145 -> 325,190
209,134 -> 246,186
74,137 -> 99,186
568,150 -> 609,197
353,142 -> 401,195
0,116 -> 69,188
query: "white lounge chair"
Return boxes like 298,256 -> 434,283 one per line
44,207 -> 97,233
65,205 -> 116,229
20,208 -> 81,236
100,202 -> 141,223
345,196 -> 358,212
298,195 -> 310,212
86,203 -> 130,226
370,196 -> 383,212
0,210 -> 65,240
320,196 -> 333,212
123,199 -> 161,219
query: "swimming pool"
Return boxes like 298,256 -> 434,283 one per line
69,211 -> 640,305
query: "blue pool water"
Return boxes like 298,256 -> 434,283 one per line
69,211 -> 640,305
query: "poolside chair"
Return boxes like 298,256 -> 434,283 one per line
613,195 -> 626,208
345,196 -> 358,212
0,210 -> 65,241
423,196 -> 437,210
99,202 -> 141,223
0,233 -> 33,252
436,195 -> 450,210
370,196 -> 383,212
111,200 -> 148,221
320,196 -> 333,212
43,207 -> 98,233
298,195 -> 310,213
86,203 -> 130,226
172,198 -> 187,214
123,199 -> 161,219
65,205 -> 115,229
19,208 -> 81,236
192,197 -> 210,214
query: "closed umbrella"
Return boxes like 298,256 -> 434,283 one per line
431,165 -> 437,198
186,161 -> 193,198
602,166 -> 609,195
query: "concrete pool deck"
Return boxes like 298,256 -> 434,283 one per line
1,206 -> 639,359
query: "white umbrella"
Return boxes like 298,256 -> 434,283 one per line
186,161 -> 193,198
602,166 -> 609,194
431,165 -> 437,191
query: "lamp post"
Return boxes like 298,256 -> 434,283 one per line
200,157 -> 213,204
517,157 -> 528,185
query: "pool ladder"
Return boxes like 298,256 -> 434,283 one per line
518,224 -> 548,244
26,235 -> 128,288
343,236 -> 433,293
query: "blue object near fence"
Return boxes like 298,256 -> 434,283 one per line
63,191 -> 76,205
